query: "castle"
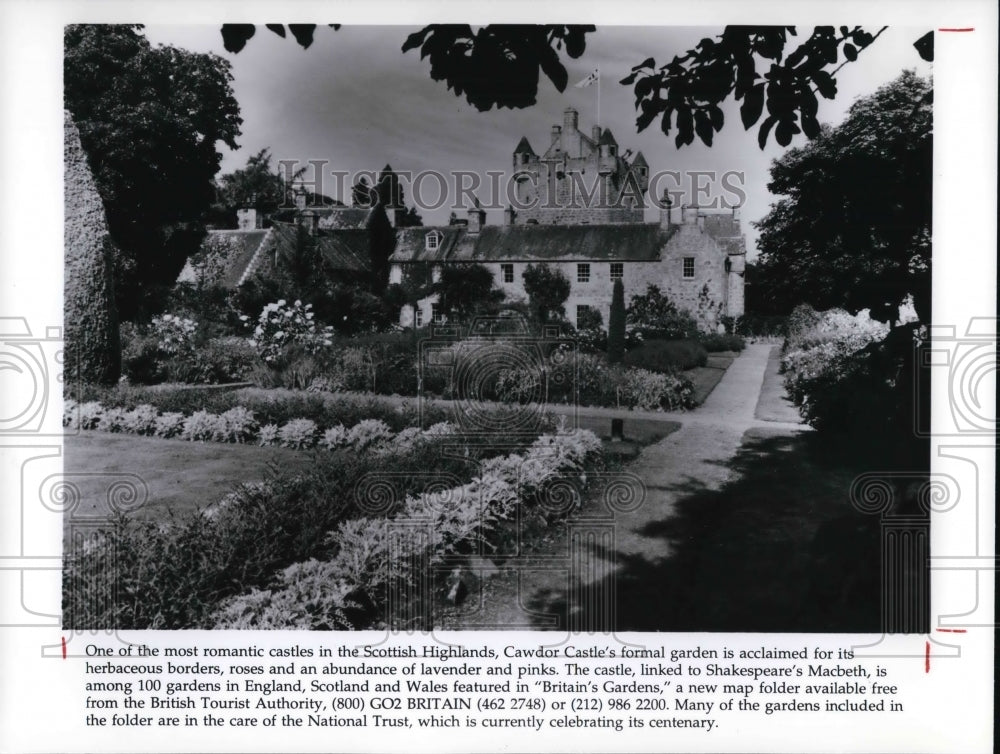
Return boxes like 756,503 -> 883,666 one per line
388,107 -> 746,331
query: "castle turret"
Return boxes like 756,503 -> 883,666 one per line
631,151 -> 649,192
598,129 -> 618,174
513,136 -> 536,167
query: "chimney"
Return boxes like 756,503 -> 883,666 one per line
236,207 -> 260,230
551,124 -> 562,149
683,205 -> 698,224
467,199 -> 486,234
503,206 -> 516,226
658,192 -> 672,229
300,209 -> 319,236
293,183 -> 307,211
591,125 -> 602,144
563,107 -> 579,131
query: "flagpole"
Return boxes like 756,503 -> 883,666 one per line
597,66 -> 601,127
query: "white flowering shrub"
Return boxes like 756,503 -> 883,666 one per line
249,300 -> 334,364
278,418 -> 318,449
215,407 -> 259,444
121,404 -> 160,435
781,306 -> 890,408
154,412 -> 186,439
78,401 -> 104,430
423,421 -> 457,438
179,410 -> 220,442
63,398 -> 79,428
98,407 -> 130,433
151,313 -> 197,355
346,419 -> 392,450
258,423 -> 280,446
320,424 -> 350,450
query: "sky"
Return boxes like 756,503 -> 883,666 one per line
143,24 -> 932,257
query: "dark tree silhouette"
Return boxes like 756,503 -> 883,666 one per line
522,263 -> 571,324
65,25 -> 242,320
752,71 -> 932,324
607,279 -> 626,363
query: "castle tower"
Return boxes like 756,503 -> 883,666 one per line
513,109 -> 646,225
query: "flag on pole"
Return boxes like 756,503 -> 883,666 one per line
574,68 -> 599,88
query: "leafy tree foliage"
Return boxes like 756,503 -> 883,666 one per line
434,264 -> 505,321
221,24 -> 930,149
65,25 -> 242,320
607,279 -> 626,363
522,264 -> 571,324
627,284 -> 701,339
752,71 -> 932,324
622,26 -> 889,148
209,149 -> 305,227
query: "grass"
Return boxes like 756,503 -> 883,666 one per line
683,353 -> 736,405
62,432 -> 315,540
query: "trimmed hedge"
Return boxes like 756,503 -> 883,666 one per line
624,339 -> 708,372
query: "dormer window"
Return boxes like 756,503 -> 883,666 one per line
426,230 -> 443,251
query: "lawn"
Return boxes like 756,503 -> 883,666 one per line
63,431 -> 315,535
684,352 -> 737,405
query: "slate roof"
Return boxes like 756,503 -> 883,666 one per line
269,222 -> 370,272
631,151 -> 649,167
392,223 -> 678,264
598,128 -> 618,146
513,136 -> 535,155
315,207 -> 377,230
176,229 -> 275,289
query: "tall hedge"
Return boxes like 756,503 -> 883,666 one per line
64,110 -> 120,385
607,279 -> 626,364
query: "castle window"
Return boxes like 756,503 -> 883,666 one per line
426,231 -> 442,251
414,307 -> 424,328
501,263 -> 514,284
577,263 -> 591,283
682,257 -> 695,279
609,262 -> 623,280
431,304 -> 446,324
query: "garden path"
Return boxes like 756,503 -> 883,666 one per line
441,344 -> 812,631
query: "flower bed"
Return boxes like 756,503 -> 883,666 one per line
70,383 -> 451,435
208,425 -> 604,629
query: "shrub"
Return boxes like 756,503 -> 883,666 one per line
258,424 -> 279,446
346,419 -> 392,450
627,284 -> 702,339
98,406 -> 129,433
278,418 -> 318,449
180,410 -> 221,442
250,299 -> 334,364
624,340 -> 707,372
154,412 -> 186,439
216,407 -> 259,443
607,280 -> 626,363
121,404 -> 160,435
699,333 -> 746,352
150,313 -> 197,355
320,425 -> 350,450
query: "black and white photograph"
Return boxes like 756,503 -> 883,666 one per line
60,22 -> 935,634
0,2 -> 995,753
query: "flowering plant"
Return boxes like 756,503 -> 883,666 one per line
151,313 -> 198,355
248,300 -> 334,364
